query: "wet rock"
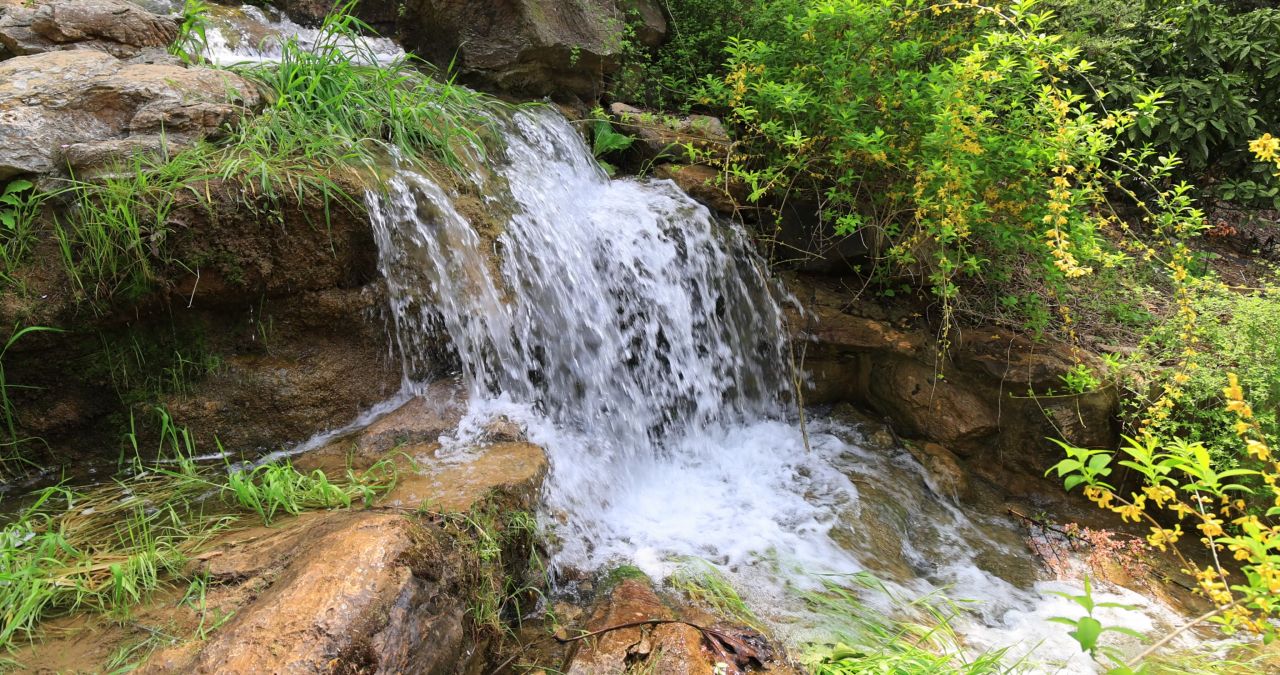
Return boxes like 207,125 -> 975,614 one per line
654,163 -> 745,215
567,579 -> 708,675
0,0 -> 178,61
145,512 -> 468,675
0,50 -> 258,179
566,578 -> 795,675
869,359 -> 998,445
389,439 -> 549,512
904,441 -> 970,502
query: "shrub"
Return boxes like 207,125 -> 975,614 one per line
694,0 -> 1192,339
1047,0 -> 1280,207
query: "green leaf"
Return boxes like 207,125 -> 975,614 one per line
1070,616 -> 1104,653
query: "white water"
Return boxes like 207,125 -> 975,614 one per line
181,3 -> 1206,667
364,108 -> 1203,670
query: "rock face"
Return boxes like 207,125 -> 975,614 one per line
0,0 -> 178,60
794,276 -> 1119,480
273,0 -> 667,99
19,422 -> 551,673
0,49 -> 258,179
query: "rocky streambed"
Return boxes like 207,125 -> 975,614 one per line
0,1 -> 1233,673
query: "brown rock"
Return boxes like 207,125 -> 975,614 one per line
654,163 -> 744,215
868,359 -> 998,444
0,50 -> 259,178
146,512 -> 469,675
0,0 -> 178,60
905,441 -> 971,501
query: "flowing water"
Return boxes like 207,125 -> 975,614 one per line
139,3 -> 1207,668
364,108 -> 1202,670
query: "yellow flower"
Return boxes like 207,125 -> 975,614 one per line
1084,485 -> 1114,509
1246,439 -> 1271,462
1197,514 -> 1225,538
1250,133 -> 1279,162
1143,484 -> 1176,507
1148,524 -> 1182,551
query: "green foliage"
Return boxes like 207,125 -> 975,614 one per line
0,179 -> 54,274
0,414 -> 397,651
668,558 -> 762,631
230,1 -> 495,175
1124,276 -> 1280,471
223,456 -> 396,525
589,114 -> 634,176
1048,0 -> 1280,206
170,0 -> 212,64
57,149 -> 209,302
1046,575 -> 1145,669
803,572 -> 1014,674
612,0 -> 756,110
697,0 -> 1168,335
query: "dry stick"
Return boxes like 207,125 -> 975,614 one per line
484,618 -> 736,675
1125,598 -> 1243,669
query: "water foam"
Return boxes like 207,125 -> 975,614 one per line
362,107 -> 1198,670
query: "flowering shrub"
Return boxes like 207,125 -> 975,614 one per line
1050,376 -> 1280,644
694,0 -> 1191,340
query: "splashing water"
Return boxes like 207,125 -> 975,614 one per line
363,107 -> 1204,669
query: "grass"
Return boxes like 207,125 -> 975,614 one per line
433,503 -> 544,638
10,0 -> 501,306
0,412 -> 397,653
802,573 -> 1016,675
668,558 -> 764,632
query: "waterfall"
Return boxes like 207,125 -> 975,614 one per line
361,107 -> 1204,668
364,108 -> 855,574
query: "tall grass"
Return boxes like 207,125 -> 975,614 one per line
0,413 -> 397,652
33,0 -> 499,304
229,0 -> 494,174
803,573 -> 1016,675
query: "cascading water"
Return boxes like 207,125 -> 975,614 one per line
364,108 -> 1202,670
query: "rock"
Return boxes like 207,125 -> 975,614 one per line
0,50 -> 258,179
654,163 -> 745,215
566,578 -> 796,675
567,579 -> 711,675
610,102 -> 730,162
622,0 -> 667,48
868,359 -> 998,445
144,512 -> 468,675
0,0 -> 178,60
273,1 -> 649,99
402,0 -> 627,99
904,441 -> 970,502
388,439 -> 549,512
805,307 -> 925,355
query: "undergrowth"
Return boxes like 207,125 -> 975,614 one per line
0,411 -> 396,653
12,0 -> 499,306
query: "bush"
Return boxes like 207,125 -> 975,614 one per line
693,0 -> 1190,337
1047,0 -> 1280,207
1126,275 -> 1280,470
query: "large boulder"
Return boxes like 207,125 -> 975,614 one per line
271,0 -> 667,100
0,49 -> 258,179
0,0 -> 178,60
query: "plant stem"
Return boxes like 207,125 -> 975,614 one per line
1125,598 -> 1243,668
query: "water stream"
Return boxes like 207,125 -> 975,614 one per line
364,108 -> 1200,670
147,3 -> 1208,668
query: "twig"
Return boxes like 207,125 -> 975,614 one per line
1125,598 -> 1242,668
